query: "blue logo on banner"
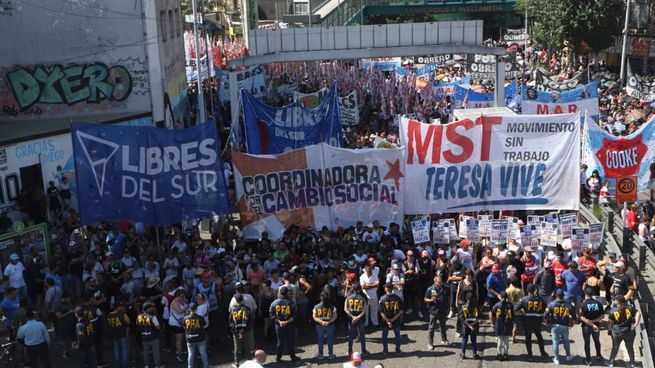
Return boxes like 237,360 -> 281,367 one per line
241,82 -> 343,154
71,122 -> 229,226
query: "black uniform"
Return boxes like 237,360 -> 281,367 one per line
608,305 -> 637,365
425,284 -> 449,346
269,296 -> 297,359
136,312 -> 160,342
344,292 -> 367,354
228,304 -> 253,333
76,317 -> 95,368
515,295 -> 547,357
579,298 -> 604,361
106,311 -> 128,339
544,299 -> 576,326
183,313 -> 206,343
379,293 -> 403,353
81,304 -> 106,365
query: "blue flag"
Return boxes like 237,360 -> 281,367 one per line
241,82 -> 342,154
71,122 -> 229,226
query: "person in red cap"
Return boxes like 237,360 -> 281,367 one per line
486,264 -> 505,309
456,240 -> 474,272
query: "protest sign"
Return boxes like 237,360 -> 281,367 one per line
540,222 -> 559,247
478,215 -> 492,237
491,219 -> 509,244
466,218 -> 480,243
571,227 -> 590,253
412,217 -> 431,244
559,213 -> 578,237
432,222 -> 450,244
588,223 -> 604,249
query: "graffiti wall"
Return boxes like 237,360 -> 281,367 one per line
0,59 -> 150,120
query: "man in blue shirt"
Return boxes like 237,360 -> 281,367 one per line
486,264 -> 505,308
561,261 -> 586,310
0,287 -> 20,336
16,310 -> 52,368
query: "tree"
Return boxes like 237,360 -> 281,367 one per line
515,0 -> 567,49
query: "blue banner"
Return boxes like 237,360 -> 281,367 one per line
241,82 -> 343,154
71,122 -> 230,226
454,81 -> 518,109
523,81 -> 599,103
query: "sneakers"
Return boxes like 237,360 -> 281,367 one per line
406,308 -> 414,315
455,332 -> 461,338
314,354 -> 324,361
584,359 -> 592,366
176,354 -> 184,363
290,355 -> 301,362
441,339 -> 450,346
566,355 -> 575,362
328,354 -> 336,360
448,311 -> 454,319
427,344 -> 435,350
418,310 -> 424,318
460,353 -> 465,360
553,358 -> 560,365
473,354 -> 481,360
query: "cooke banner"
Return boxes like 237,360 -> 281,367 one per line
399,114 -> 580,213
232,143 -> 405,239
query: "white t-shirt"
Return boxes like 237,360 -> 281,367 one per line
270,278 -> 284,295
239,360 -> 265,368
360,268 -> 380,300
4,262 -> 26,288
456,249 -> 473,271
385,272 -> 404,299
196,302 -> 209,325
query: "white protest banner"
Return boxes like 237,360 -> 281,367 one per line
571,227 -> 590,253
502,28 -> 530,43
444,218 -> 458,240
340,91 -> 360,125
540,222 -> 559,247
505,216 -> 521,240
467,54 -> 496,81
521,224 -> 538,247
478,215 -> 492,237
589,223 -> 604,249
432,223 -> 450,244
400,114 -> 580,213
412,217 -> 431,244
220,65 -> 266,103
232,143 -> 404,239
491,219 -> 509,244
466,218 -> 480,243
294,88 -> 328,108
559,213 -> 578,237
459,215 -> 473,239
522,98 -> 599,117
626,64 -> 655,103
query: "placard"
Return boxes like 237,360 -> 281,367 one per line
478,215 -> 492,237
432,223 -> 450,244
491,219 -> 509,244
505,216 -> 521,240
540,222 -> 559,247
412,217 -> 431,244
466,218 -> 480,243
571,227 -> 590,253
559,213 -> 578,237
588,223 -> 604,249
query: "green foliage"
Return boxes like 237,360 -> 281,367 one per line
515,0 -> 625,52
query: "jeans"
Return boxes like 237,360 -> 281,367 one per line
427,313 -> 448,345
142,339 -> 161,367
26,342 -> 52,368
78,347 -> 95,368
497,336 -> 510,355
382,323 -> 401,353
565,295 -> 582,310
315,324 -> 335,356
233,329 -> 255,363
460,325 -> 478,355
581,325 -> 601,360
187,341 -> 208,368
347,320 -> 366,353
274,324 -> 296,358
609,331 -> 636,365
112,336 -> 130,368
551,324 -> 571,360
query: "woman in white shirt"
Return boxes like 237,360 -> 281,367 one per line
169,289 -> 188,362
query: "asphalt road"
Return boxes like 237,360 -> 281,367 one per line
44,311 -> 638,368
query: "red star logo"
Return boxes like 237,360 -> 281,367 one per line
383,159 -> 404,191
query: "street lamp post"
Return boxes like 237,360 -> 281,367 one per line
192,0 -> 207,123
619,0 -> 631,86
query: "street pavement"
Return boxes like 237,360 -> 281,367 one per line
44,311 -> 638,368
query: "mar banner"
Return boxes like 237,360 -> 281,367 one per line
522,97 -> 599,116
626,64 -> 655,103
399,114 -> 580,213
232,143 -> 405,239
583,115 -> 655,192
241,83 -> 343,154
71,122 -> 230,226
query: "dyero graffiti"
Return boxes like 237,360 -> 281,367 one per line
5,63 -> 133,110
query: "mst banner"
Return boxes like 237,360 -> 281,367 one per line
71,122 -> 230,225
233,143 -> 404,239
400,114 -> 580,213
583,116 -> 655,192
241,83 -> 343,154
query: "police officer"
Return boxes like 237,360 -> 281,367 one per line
184,303 -> 208,368
490,291 -> 513,361
459,301 -> 481,360
344,282 -> 368,356
379,282 -> 403,356
74,306 -> 95,368
229,293 -> 254,367
514,284 -> 548,361
424,275 -> 449,350
312,291 -> 337,360
579,287 -> 604,366
106,303 -> 131,368
136,302 -> 163,368
607,295 -> 641,368
81,294 -> 107,368
269,286 -> 300,362
544,289 -> 576,365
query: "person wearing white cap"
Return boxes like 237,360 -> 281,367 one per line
385,262 -> 405,300
4,253 -> 28,303
343,352 -> 367,368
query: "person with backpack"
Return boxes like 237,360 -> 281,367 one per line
490,291 -> 514,361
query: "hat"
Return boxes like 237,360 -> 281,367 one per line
555,288 -> 565,297
421,250 -> 429,258
569,261 -> 578,268
9,254 -> 19,261
384,282 -> 393,289
523,246 -> 533,252
543,260 -> 553,268
346,273 -> 357,280
492,264 -> 501,272
290,265 -> 300,274
615,295 -> 626,304
142,302 -> 155,310
438,249 -> 445,256
614,261 -> 625,269
146,277 -> 160,289
367,257 -> 377,266
195,268 -> 206,275
200,272 -> 211,280
352,352 -> 363,363
392,263 -> 400,270
460,239 -> 471,247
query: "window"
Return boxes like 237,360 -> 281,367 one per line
160,10 -> 167,41
294,2 -> 308,15
175,8 -> 181,37
168,10 -> 174,40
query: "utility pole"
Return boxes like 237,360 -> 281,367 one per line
308,0 -> 312,27
620,0 -> 631,86
192,0 -> 207,123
